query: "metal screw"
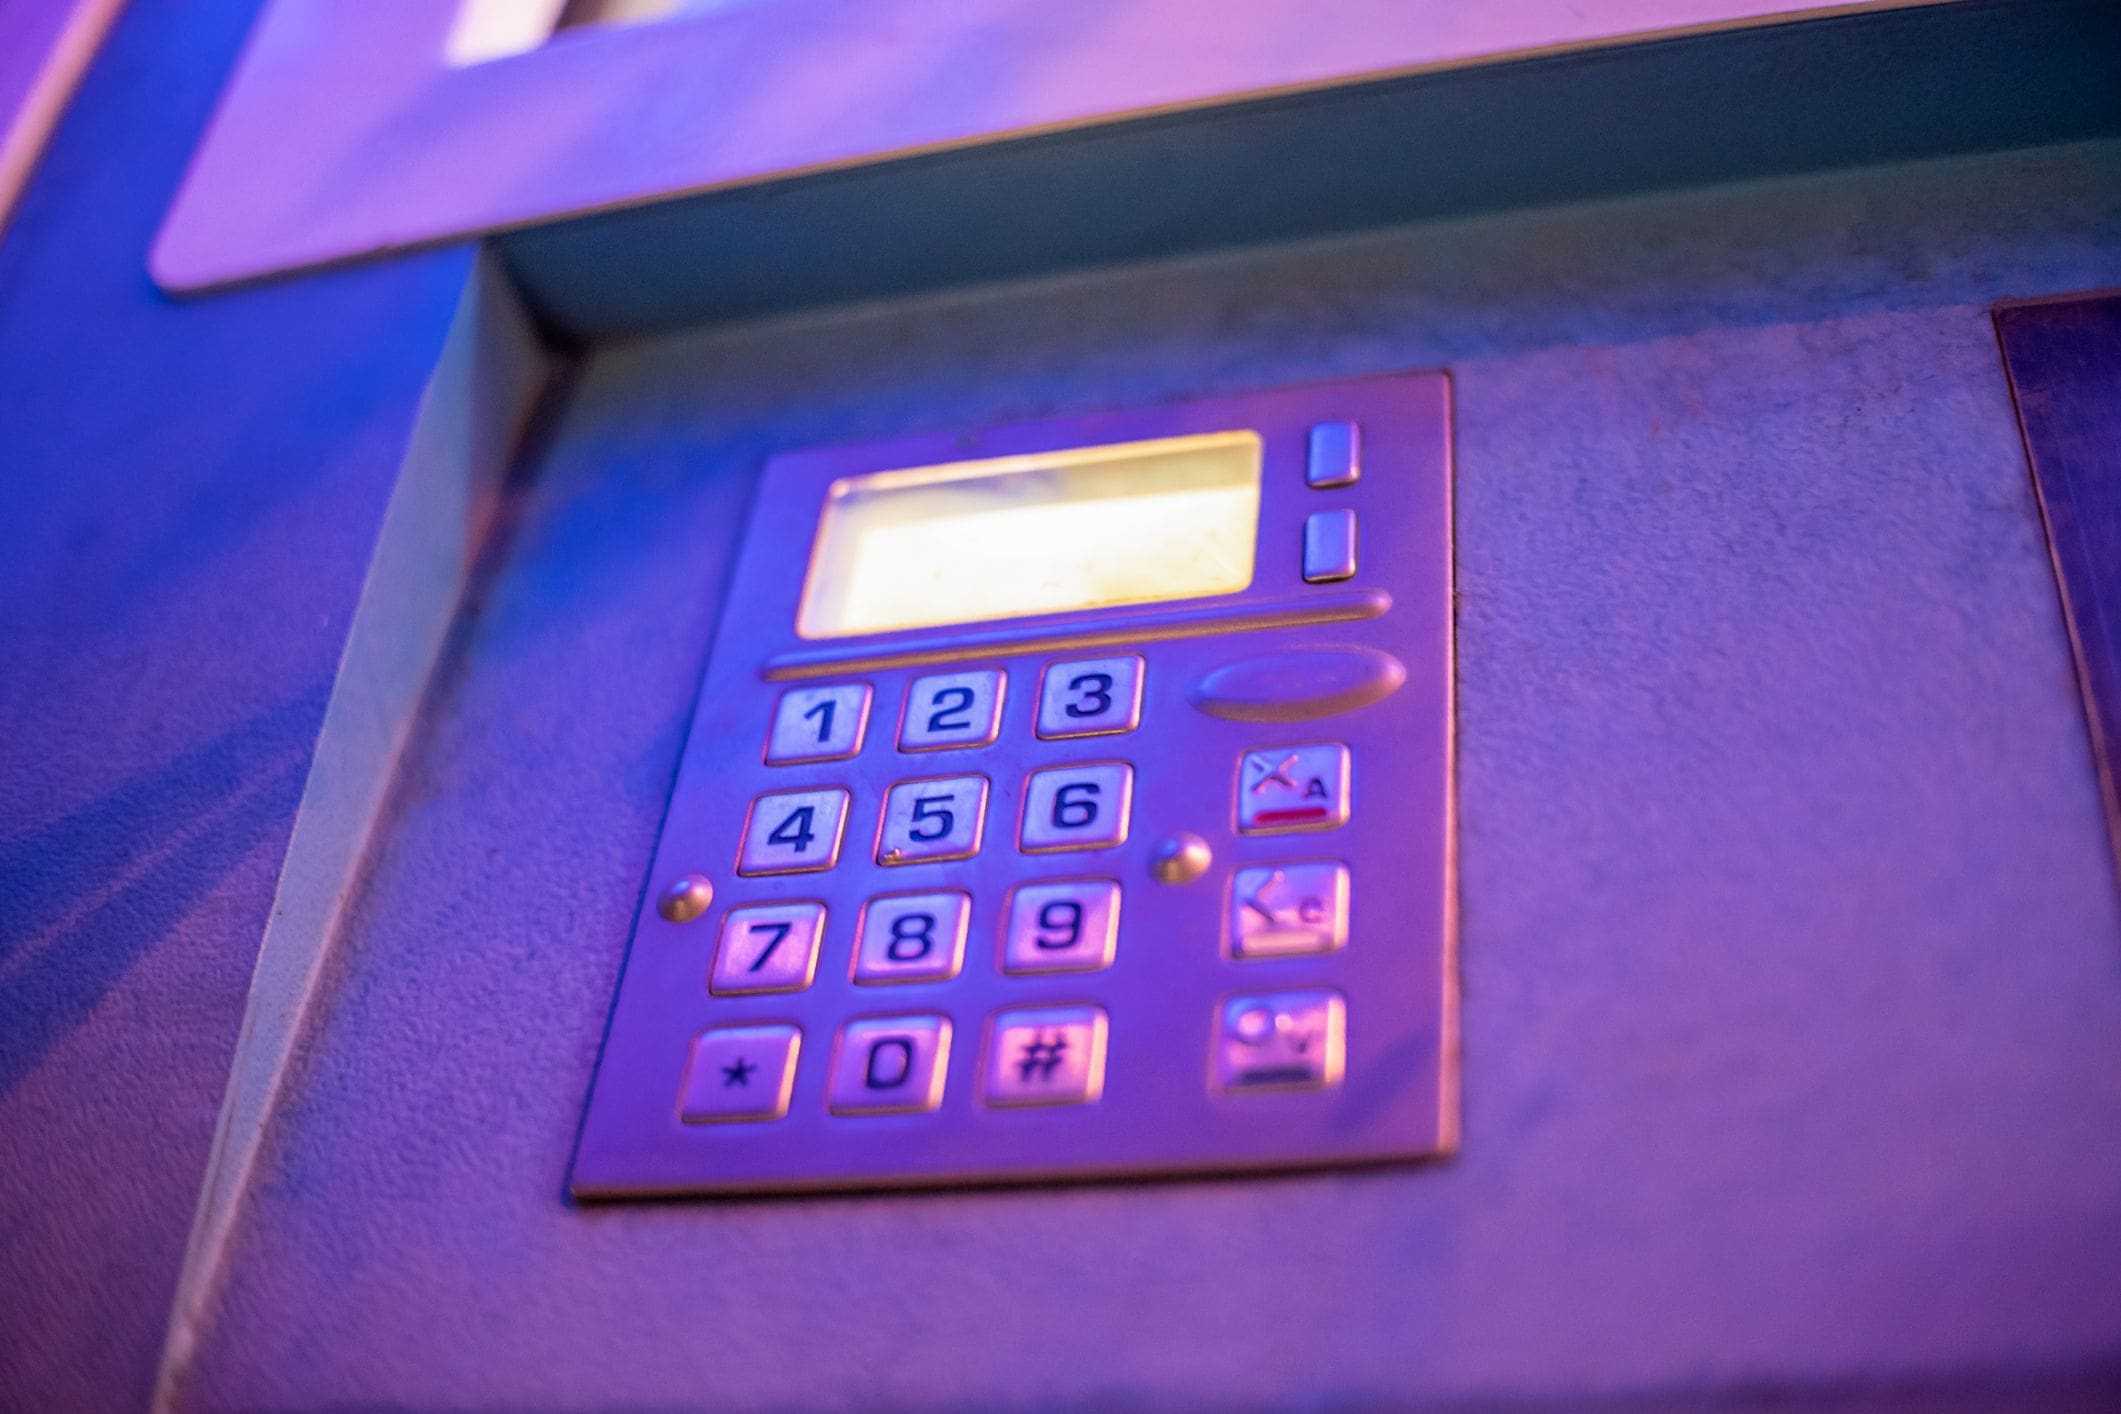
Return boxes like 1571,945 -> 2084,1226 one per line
1148,832 -> 1212,885
657,873 -> 714,924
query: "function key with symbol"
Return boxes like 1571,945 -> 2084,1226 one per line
765,683 -> 870,764
1236,744 -> 1349,833
1020,762 -> 1133,853
1036,656 -> 1143,739
738,788 -> 851,875
1002,879 -> 1120,974
899,669 -> 1004,751
1212,990 -> 1345,1092
1228,863 -> 1348,959
827,1015 -> 951,1115
853,891 -> 970,985
678,1024 -> 802,1123
710,901 -> 826,994
877,774 -> 987,865
983,1006 -> 1109,1107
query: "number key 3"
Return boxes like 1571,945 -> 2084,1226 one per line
1036,656 -> 1143,739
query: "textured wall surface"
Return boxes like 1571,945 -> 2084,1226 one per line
0,2 -> 474,1407
168,138 -> 2121,1407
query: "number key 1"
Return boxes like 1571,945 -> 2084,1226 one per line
766,683 -> 870,764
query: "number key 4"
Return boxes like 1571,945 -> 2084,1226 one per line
738,788 -> 851,875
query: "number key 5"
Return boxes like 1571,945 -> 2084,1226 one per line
877,775 -> 988,865
1036,656 -> 1143,739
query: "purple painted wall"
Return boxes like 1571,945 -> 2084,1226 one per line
0,3 -> 472,1406
170,139 -> 2121,1405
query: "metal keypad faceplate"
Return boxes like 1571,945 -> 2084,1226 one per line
573,372 -> 1456,1197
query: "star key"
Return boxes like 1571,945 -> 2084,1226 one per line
678,1025 -> 800,1123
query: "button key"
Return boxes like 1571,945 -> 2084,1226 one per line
766,683 -> 869,764
710,901 -> 825,994
1237,745 -> 1349,834
1213,990 -> 1346,1092
738,787 -> 851,874
877,774 -> 987,865
827,1015 -> 951,1114
853,891 -> 969,985
1229,863 -> 1348,959
900,669 -> 1004,751
1036,656 -> 1143,739
983,1006 -> 1108,1107
1020,762 -> 1133,853
1002,879 -> 1120,974
678,1024 -> 801,1123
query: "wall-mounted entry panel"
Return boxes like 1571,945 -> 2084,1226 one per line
572,372 -> 1455,1196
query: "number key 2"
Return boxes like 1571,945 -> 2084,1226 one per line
1036,655 -> 1143,739
899,669 -> 1003,751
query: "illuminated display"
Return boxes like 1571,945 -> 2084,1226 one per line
796,432 -> 1262,639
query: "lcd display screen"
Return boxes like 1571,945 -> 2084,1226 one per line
796,431 -> 1262,639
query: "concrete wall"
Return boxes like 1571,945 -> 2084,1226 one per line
168,138 -> 2121,1406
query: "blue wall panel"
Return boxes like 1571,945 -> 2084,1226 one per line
0,3 -> 474,1406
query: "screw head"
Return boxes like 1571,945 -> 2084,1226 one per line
1148,832 -> 1212,885
657,874 -> 714,924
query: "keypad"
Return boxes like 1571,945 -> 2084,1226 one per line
900,669 -> 1004,751
738,787 -> 851,875
699,678 -> 1359,1120
1036,655 -> 1143,739
983,1006 -> 1109,1106
827,1014 -> 951,1114
877,774 -> 987,865
711,901 -> 825,994
1237,744 -> 1349,833
1020,762 -> 1133,852
852,890 -> 970,984
680,1025 -> 802,1123
766,683 -> 869,764
1002,879 -> 1120,974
